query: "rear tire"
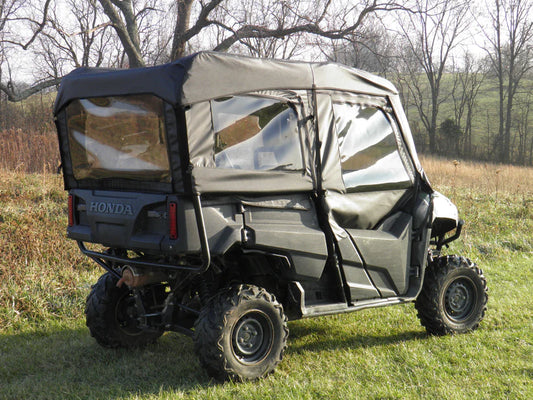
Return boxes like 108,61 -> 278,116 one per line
194,284 -> 288,381
85,273 -> 163,348
416,255 -> 488,335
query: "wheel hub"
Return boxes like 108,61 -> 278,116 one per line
116,293 -> 143,334
445,279 -> 474,320
231,310 -> 273,364
235,317 -> 264,355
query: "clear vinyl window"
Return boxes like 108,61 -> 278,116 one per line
333,102 -> 412,191
211,96 -> 303,172
66,95 -> 170,182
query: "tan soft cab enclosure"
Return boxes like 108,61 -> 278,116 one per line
54,51 -> 431,232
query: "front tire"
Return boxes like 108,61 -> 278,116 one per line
85,273 -> 163,348
416,255 -> 488,335
194,284 -> 288,381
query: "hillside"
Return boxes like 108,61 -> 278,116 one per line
402,75 -> 533,165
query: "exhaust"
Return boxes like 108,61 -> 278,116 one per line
117,265 -> 167,288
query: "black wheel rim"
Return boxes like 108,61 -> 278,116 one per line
231,310 -> 273,364
115,292 -> 143,336
445,277 -> 477,322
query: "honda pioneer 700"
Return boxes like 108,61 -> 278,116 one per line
54,52 -> 488,381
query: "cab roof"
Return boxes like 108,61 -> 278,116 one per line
54,51 -> 398,114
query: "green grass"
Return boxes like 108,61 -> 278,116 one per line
0,168 -> 532,399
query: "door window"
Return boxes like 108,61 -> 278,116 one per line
333,102 -> 412,192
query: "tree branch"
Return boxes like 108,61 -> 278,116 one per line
0,77 -> 61,102
20,0 -> 52,50
98,0 -> 145,67
0,0 -> 52,50
212,1 -> 412,53
171,0 -> 224,59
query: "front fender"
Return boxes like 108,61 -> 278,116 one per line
431,191 -> 458,236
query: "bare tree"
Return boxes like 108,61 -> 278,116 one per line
450,52 -> 487,157
1,0 -> 416,101
34,0 -> 113,78
0,0 -> 51,50
394,0 -> 469,153
514,85 -> 532,165
480,0 -> 532,163
0,0 -> 61,101
0,0 -> 22,94
227,0 -> 309,59
97,0 -> 145,67
0,0 -> 169,100
329,19 -> 398,76
97,0 -> 414,68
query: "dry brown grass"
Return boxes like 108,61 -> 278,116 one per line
0,170 -> 97,330
0,129 -> 60,173
420,155 -> 533,198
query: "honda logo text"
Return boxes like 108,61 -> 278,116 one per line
89,202 -> 134,216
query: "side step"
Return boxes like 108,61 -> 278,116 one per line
289,281 -> 348,317
289,281 -> 414,318
302,302 -> 349,317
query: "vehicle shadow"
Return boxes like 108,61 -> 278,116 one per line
0,326 -> 214,399
287,319 -> 428,355
1,320 -> 428,399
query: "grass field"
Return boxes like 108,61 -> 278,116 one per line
0,158 -> 532,399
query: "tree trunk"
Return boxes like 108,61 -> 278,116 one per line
529,134 -> 533,165
98,0 -> 145,68
171,0 -> 194,60
496,74 -> 506,161
429,85 -> 439,154
502,54 -> 517,164
465,105 -> 473,157
503,90 -> 514,163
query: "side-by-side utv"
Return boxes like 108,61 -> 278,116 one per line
53,51 -> 488,381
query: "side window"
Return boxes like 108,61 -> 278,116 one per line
333,102 -> 412,191
211,96 -> 303,171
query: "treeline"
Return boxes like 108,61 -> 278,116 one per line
0,0 -> 531,168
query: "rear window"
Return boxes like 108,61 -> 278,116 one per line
66,95 -> 170,182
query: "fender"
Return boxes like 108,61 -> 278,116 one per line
431,191 -> 459,236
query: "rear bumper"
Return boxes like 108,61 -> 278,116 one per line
74,194 -> 212,276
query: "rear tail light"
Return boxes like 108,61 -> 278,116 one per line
169,202 -> 178,240
68,194 -> 74,227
